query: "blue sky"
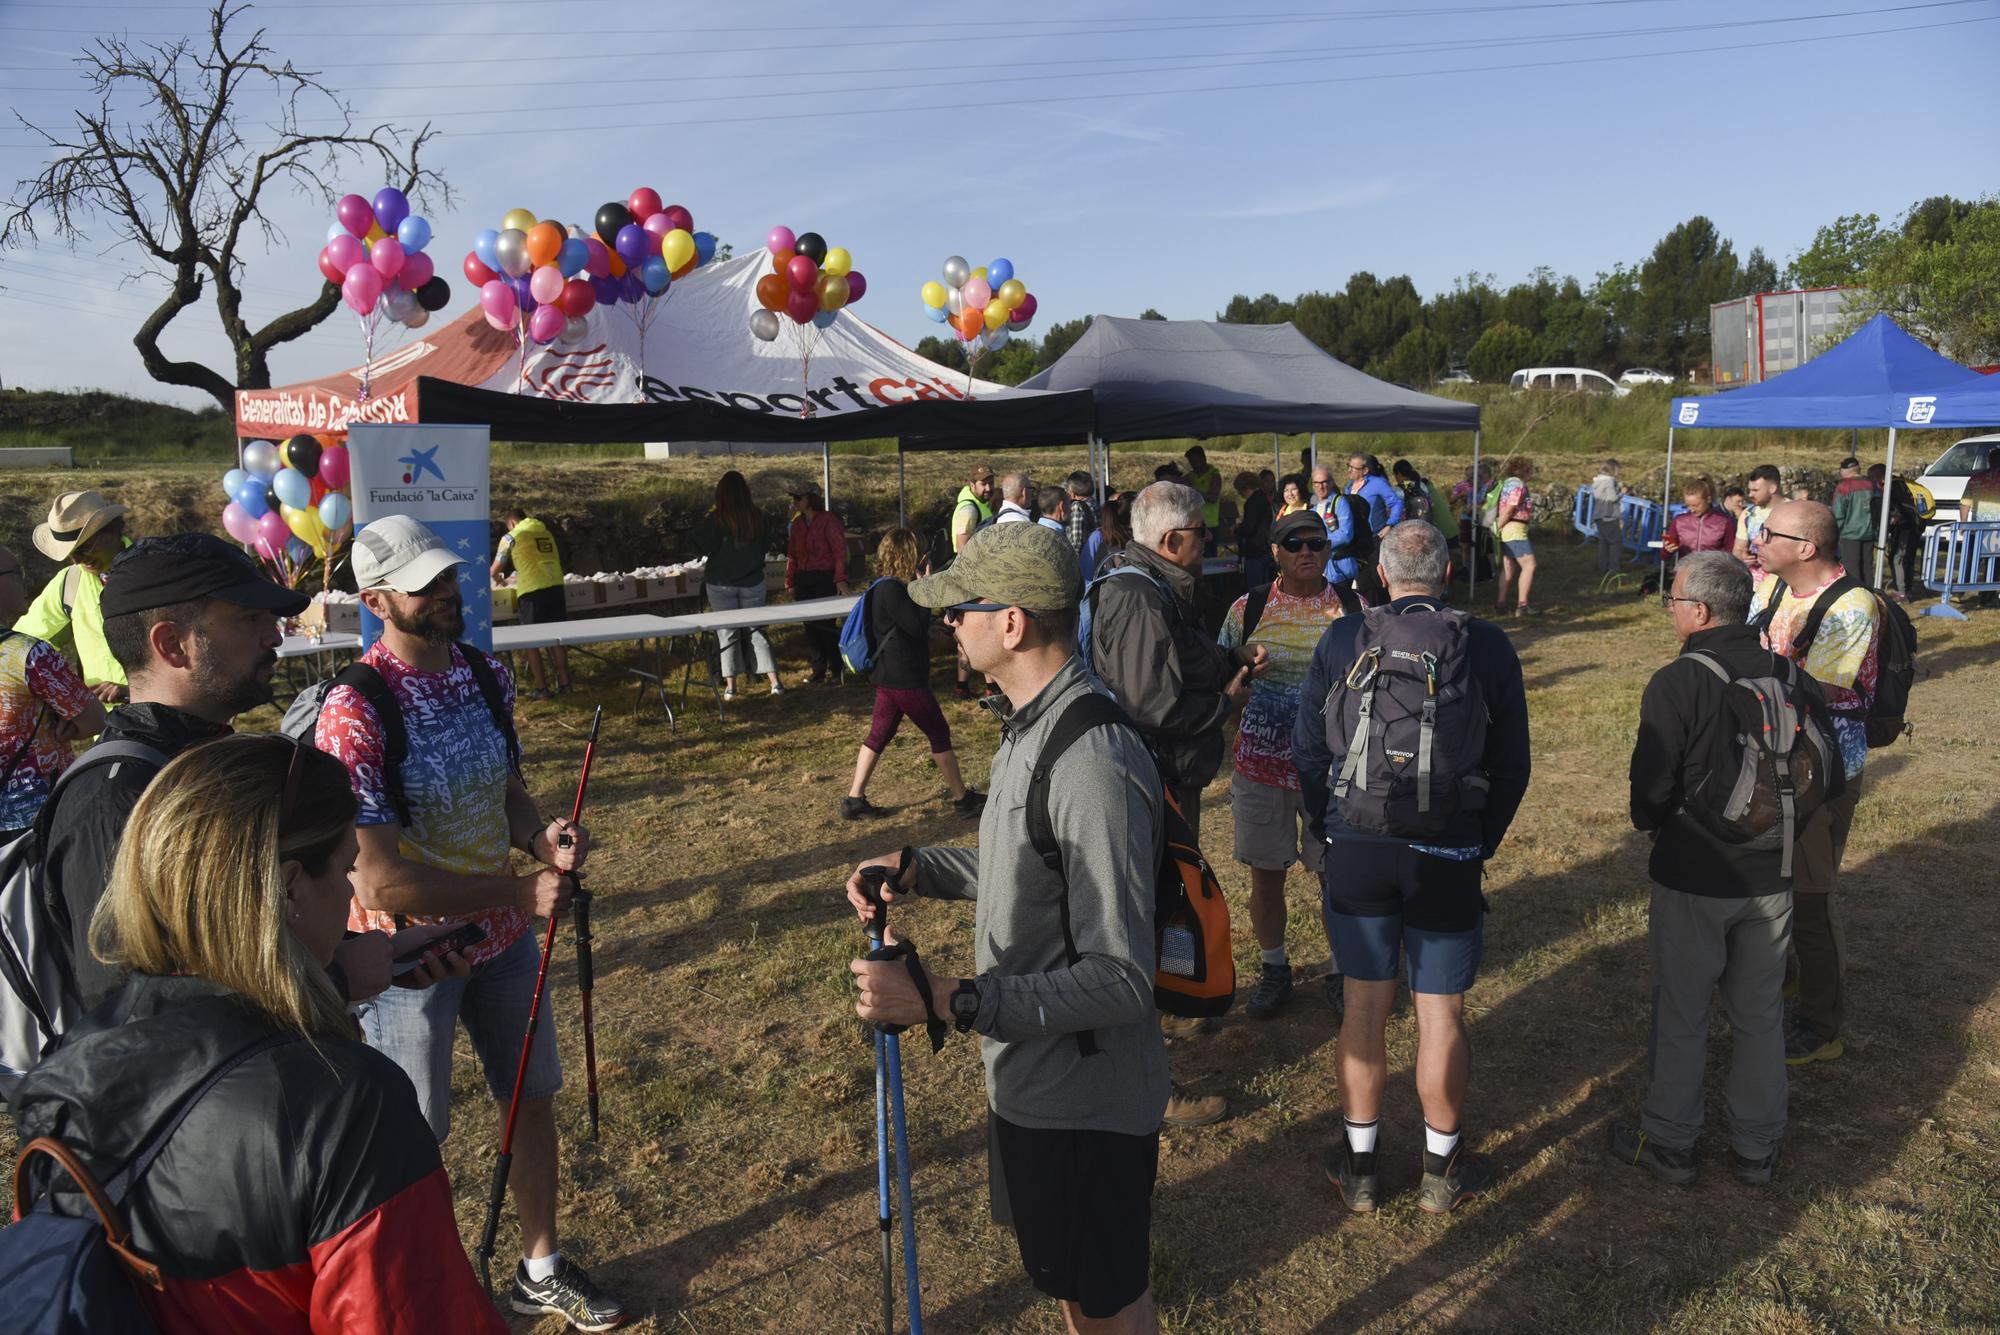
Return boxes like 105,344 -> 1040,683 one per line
1,0 -> 1994,408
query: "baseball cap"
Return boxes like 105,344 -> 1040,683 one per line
1839,455 -> 1860,469
1272,510 -> 1328,546
787,483 -> 821,500
907,520 -> 1079,613
102,534 -> 311,618
351,515 -> 465,594
968,464 -> 994,482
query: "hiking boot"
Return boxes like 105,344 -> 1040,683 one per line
1162,1090 -> 1228,1128
1160,1013 -> 1209,1039
1324,972 -> 1346,1020
1731,1146 -> 1779,1187
952,790 -> 987,819
1324,1140 -> 1380,1213
1784,1022 -> 1844,1066
1606,1120 -> 1696,1186
1418,1143 -> 1493,1213
1245,962 -> 1294,1020
511,1257 -> 630,1331
839,796 -> 883,821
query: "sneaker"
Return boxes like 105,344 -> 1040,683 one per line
769,681 -> 785,696
953,681 -> 973,700
511,1258 -> 629,1331
1784,1022 -> 1844,1066
1514,604 -> 1543,618
839,796 -> 883,821
1245,962 -> 1294,1020
1162,1090 -> 1228,1128
721,687 -> 738,703
1606,1120 -> 1697,1186
553,682 -> 572,696
1323,972 -> 1346,1020
528,688 -> 551,702
952,790 -> 987,818
1731,1147 -> 1779,1187
1418,1143 -> 1493,1214
1325,1140 -> 1380,1213
1159,1012 -> 1210,1039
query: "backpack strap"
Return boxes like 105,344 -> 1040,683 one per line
331,663 -> 410,828
59,566 -> 82,619
456,643 -> 522,779
1241,583 -> 1273,643
1797,576 -> 1862,653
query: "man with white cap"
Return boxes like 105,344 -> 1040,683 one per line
317,515 -> 629,1331
16,489 -> 132,701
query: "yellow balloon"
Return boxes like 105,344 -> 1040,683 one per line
364,222 -> 387,245
972,266 -> 988,283
920,280 -> 948,309
983,302 -> 1007,331
816,272 -> 850,312
998,279 -> 1027,309
661,228 -> 696,271
822,246 -> 852,278
281,503 -> 330,556
501,208 -> 538,234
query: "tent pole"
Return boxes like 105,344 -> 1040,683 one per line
1874,427 -> 1896,588
1661,427 -> 1676,594
1308,432 -> 1316,475
1469,428 -> 1481,607
821,442 -> 832,514
897,442 -> 907,528
1273,431 -> 1282,482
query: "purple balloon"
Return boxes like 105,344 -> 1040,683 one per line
614,224 -> 648,267
336,194 -> 373,239
371,187 -> 410,235
509,274 -> 536,310
591,275 -> 622,307
620,273 -> 644,303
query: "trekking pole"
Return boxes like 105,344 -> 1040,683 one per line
475,707 -> 603,1292
562,707 -> 604,1140
857,869 -> 925,1335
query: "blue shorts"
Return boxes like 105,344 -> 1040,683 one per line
1501,538 -> 1535,559
359,929 -> 563,1143
1322,838 -> 1486,996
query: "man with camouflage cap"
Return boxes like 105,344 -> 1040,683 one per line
843,521 -> 1170,1334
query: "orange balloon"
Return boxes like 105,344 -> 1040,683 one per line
756,273 -> 786,311
525,221 -> 564,268
770,248 -> 793,275
608,253 -> 627,278
955,308 -> 983,338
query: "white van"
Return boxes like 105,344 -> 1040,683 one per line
1508,367 -> 1631,398
1917,432 -> 2000,524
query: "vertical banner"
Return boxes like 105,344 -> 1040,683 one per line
346,423 -> 493,653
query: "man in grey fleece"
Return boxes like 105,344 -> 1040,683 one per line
845,520 -> 1169,1335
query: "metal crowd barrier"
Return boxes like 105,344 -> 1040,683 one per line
1920,520 -> 2000,620
1571,487 -> 1679,557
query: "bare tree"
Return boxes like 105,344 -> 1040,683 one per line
2,2 -> 451,413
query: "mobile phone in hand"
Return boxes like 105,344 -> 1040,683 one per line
390,922 -> 487,977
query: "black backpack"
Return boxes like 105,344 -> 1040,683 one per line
1682,652 -> 1837,879
1758,576 -> 1915,748
1333,493 -> 1377,562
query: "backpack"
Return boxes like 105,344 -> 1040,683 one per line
1334,493 -> 1377,562
836,578 -> 886,675
1682,652 -> 1836,879
1401,480 -> 1433,523
1758,576 -> 1916,748
0,741 -> 169,1098
1,1031 -> 293,1333
279,643 -> 520,826
1322,602 -> 1490,840
1076,564 -> 1177,692
1024,693 -> 1234,1041
1240,581 -> 1361,643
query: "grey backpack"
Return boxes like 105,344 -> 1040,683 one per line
1682,652 -> 1834,879
1323,602 -> 1489,839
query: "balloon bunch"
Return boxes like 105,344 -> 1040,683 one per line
750,226 -> 867,416
317,189 -> 449,399
920,255 -> 1036,360
221,435 -> 356,586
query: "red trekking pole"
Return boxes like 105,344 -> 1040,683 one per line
475,706 -> 603,1294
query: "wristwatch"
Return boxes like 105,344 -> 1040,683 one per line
949,978 -> 981,1034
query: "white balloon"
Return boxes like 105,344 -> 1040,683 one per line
561,316 -> 587,343
946,288 -> 965,316
241,439 -> 278,478
749,309 -> 780,342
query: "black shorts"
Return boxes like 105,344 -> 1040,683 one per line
988,1111 -> 1157,1320
515,585 -> 568,625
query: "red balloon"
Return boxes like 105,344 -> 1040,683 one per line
317,247 -> 344,286
559,277 -> 596,319
785,289 -> 817,324
786,255 -> 818,291
1010,292 -> 1038,323
755,273 -> 786,311
845,271 -> 867,304
464,251 -> 498,287
660,205 -> 693,234
627,187 -> 662,222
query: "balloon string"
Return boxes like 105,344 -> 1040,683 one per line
357,314 -> 375,404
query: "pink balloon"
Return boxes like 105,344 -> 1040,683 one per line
255,510 -> 291,558
785,289 -> 817,324
528,303 -> 566,345
962,277 -> 992,311
627,187 -> 662,222
399,250 -> 435,291
529,264 -> 564,305
845,271 -> 867,304
642,212 -> 673,257
583,237 -> 611,279
222,501 -> 256,544
766,225 -> 796,258
324,233 -> 365,277
336,193 -> 373,238
317,444 -> 351,490
1010,292 -> 1038,323
342,265 -> 384,315
660,205 -> 693,234
369,236 -> 405,280
786,255 -> 818,291
480,278 -> 518,326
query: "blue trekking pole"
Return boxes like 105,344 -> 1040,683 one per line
859,868 -> 926,1335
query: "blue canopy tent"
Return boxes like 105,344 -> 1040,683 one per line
1665,315 -> 1986,586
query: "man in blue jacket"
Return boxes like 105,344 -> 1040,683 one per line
1294,521 -> 1531,1216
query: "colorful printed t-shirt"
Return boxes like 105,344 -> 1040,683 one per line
318,640 -> 524,965
1218,581 -> 1351,789
0,634 -> 95,830
1494,478 -> 1532,541
1736,501 -> 1773,577
498,517 -> 564,595
1750,573 -> 1880,781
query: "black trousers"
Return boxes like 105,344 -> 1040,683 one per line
794,569 -> 839,673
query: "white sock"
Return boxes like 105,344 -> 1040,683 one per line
524,1251 -> 561,1283
1425,1123 -> 1461,1159
1344,1118 -> 1379,1154
1260,947 -> 1288,967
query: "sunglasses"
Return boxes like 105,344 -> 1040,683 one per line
943,600 -> 1040,625
1279,536 -> 1330,553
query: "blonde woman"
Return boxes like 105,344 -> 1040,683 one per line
11,735 -> 501,1334
843,528 -> 984,821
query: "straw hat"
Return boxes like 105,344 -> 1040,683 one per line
32,490 -> 129,563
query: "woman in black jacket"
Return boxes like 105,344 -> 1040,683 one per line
691,470 -> 783,701
841,528 -> 985,821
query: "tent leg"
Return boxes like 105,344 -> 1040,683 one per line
822,443 -> 832,514
1307,432 -> 1315,476
1273,432 -> 1282,483
1874,427 -> 1896,589
897,443 -> 907,528
1661,427 -> 1676,594
1468,429 -> 1481,608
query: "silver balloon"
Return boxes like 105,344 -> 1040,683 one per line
567,223 -> 586,239
404,307 -> 431,329
1011,314 -> 1033,334
946,287 -> 965,316
383,287 -> 420,322
495,227 -> 531,278
240,439 -> 278,478
986,324 -> 1010,349
749,309 -> 780,342
941,255 -> 970,287
561,316 -> 587,343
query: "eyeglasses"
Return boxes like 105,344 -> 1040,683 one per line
1279,536 -> 1330,553
1760,528 -> 1811,547
943,600 -> 1039,625
1662,595 -> 1705,609
1310,479 -> 1333,489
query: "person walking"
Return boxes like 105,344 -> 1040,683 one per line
1064,470 -> 1098,554
844,520 -> 1168,1335
1487,459 -> 1541,616
11,735 -> 501,1334
318,516 -> 628,1330
1234,471 -> 1275,587
785,484 -> 849,686
0,540 -> 103,838
842,528 -> 984,822
1590,458 -> 1626,580
690,471 -> 783,701
1830,456 -> 1878,585
490,507 -> 572,699
1609,553 -> 1809,1188
1216,511 -> 1355,1020
1732,464 -> 1782,580
1294,522 -> 1531,1214
16,489 -> 131,702
1748,500 -> 1881,1068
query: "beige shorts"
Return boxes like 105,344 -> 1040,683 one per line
1230,772 -> 1323,873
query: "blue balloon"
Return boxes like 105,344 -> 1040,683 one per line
232,477 -> 270,519
591,274 -> 621,307
986,257 -> 1014,287
318,491 -> 352,532
812,309 -> 837,330
693,231 -> 717,265
284,536 -> 311,565
222,467 -> 247,499
473,228 -> 501,270
396,214 -> 431,253
925,305 -> 947,323
371,187 -> 410,235
640,256 -> 671,296
558,237 -> 589,279
272,467 -> 311,510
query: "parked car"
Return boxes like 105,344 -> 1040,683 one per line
1619,367 -> 1675,386
1436,369 -> 1475,385
1917,431 -> 2000,524
1507,366 -> 1631,398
